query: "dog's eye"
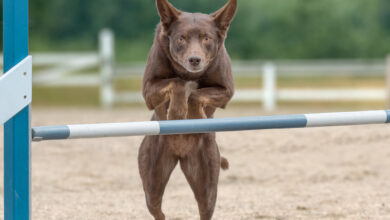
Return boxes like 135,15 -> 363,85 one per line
178,37 -> 184,43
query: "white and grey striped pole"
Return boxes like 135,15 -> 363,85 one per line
32,110 -> 390,141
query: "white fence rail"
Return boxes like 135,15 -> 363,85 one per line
1,29 -> 389,110
110,60 -> 389,111
1,52 -> 101,86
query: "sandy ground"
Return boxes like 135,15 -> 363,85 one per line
1,106 -> 390,219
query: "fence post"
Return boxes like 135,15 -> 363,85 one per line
3,0 -> 31,219
263,63 -> 276,111
99,29 -> 115,108
387,55 -> 390,108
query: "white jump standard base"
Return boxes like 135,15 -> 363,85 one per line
32,110 -> 390,141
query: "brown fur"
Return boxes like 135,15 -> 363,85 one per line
138,0 -> 237,219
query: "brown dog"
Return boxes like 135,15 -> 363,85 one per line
139,0 -> 237,219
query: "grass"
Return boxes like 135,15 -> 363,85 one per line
33,87 -> 100,107
114,77 -> 143,91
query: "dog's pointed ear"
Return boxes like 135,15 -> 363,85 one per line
211,0 -> 237,36
156,0 -> 181,31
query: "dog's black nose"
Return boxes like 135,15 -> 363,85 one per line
189,56 -> 201,66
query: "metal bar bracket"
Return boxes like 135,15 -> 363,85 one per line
0,56 -> 32,125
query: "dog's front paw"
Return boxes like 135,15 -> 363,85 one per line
185,81 -> 198,100
187,94 -> 207,119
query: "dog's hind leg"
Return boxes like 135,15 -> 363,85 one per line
138,136 -> 178,220
179,134 -> 220,220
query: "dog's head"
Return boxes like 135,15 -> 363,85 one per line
157,0 -> 237,75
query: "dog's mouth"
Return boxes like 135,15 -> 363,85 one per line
183,57 -> 209,74
170,54 -> 209,77
184,64 -> 205,73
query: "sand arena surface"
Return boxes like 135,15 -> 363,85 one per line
1,107 -> 390,219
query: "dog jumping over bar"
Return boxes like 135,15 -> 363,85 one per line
139,0 -> 237,219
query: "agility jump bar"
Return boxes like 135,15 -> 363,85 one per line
31,110 -> 390,141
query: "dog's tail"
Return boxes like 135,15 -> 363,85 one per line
220,156 -> 229,170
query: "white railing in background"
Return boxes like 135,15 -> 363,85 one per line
0,53 -> 100,86
99,29 -> 115,108
33,53 -> 100,86
262,63 -> 276,111
1,29 -> 389,111
109,63 -> 389,111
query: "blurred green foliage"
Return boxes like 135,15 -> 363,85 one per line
2,0 -> 390,61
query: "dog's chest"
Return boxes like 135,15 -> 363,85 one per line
161,134 -> 209,158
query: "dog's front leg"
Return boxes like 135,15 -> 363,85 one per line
143,78 -> 188,120
167,81 -> 198,120
166,81 -> 187,120
165,81 -> 198,157
187,86 -> 234,119
187,94 -> 207,119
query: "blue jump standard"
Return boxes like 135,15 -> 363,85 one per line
3,0 -> 30,219
32,110 -> 390,141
